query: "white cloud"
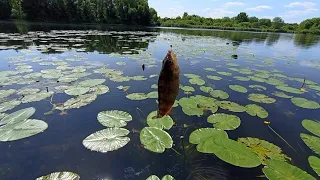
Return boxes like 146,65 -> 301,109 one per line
224,2 -> 244,7
202,8 -> 211,13
204,8 -> 235,18
284,2 -> 316,9
246,5 -> 273,12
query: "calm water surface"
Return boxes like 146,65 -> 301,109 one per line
0,21 -> 320,180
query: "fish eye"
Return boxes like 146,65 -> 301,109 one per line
168,60 -> 173,64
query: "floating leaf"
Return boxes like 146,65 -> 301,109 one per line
245,104 -> 268,118
131,76 -> 147,81
272,91 -> 293,98
126,93 -> 148,100
291,98 -> 320,109
147,91 -> 158,99
22,91 -> 54,103
207,75 -> 222,81
234,76 -> 250,81
140,127 -> 173,153
189,128 -> 228,146
0,107 -> 35,126
262,159 -> 316,180
79,79 -> 106,87
179,97 -> 203,116
151,84 -> 158,89
309,85 -> 320,91
184,74 -> 200,79
161,175 -> 175,180
218,101 -> 246,112
36,172 -> 80,180
248,76 -> 265,82
265,78 -> 284,86
64,87 -> 89,96
58,76 -> 78,83
146,175 -> 160,180
42,73 -> 63,79
181,85 -> 195,92
302,119 -> 320,137
57,94 -> 97,110
210,90 -> 229,99
17,88 -> 40,95
147,111 -> 174,130
309,156 -> 320,176
0,89 -> 16,99
207,113 -> 240,130
229,85 -> 247,93
90,85 -> 109,95
200,86 -> 213,93
116,61 -> 126,65
204,68 -> 216,71
238,137 -> 291,164
248,94 -> 276,104
217,72 -> 232,76
0,100 -> 21,113
249,85 -> 267,91
276,85 -> 303,94
301,133 -> 320,155
82,128 -> 130,153
189,78 -> 205,86
0,119 -> 48,142
97,110 -> 132,128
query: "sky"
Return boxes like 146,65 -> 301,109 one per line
148,0 -> 319,23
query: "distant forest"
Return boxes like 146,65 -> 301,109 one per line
0,0 -> 161,25
0,0 -> 319,34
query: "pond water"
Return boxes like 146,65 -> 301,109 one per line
0,21 -> 320,180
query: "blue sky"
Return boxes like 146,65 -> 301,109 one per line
149,0 -> 319,23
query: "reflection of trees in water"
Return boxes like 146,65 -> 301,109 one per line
13,20 -> 29,34
266,33 -> 280,46
294,34 -> 320,48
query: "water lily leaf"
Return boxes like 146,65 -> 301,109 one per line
146,175 -> 160,180
203,68 -> 216,71
23,72 -> 42,79
181,86 -> 195,92
265,78 -> 284,85
0,89 -> 16,99
302,119 -> 320,137
117,86 -> 130,91
66,72 -> 91,78
161,175 -> 175,180
41,69 -> 61,74
90,85 -> 109,95
0,119 -> 48,142
248,94 -> 276,104
245,104 -> 268,118
189,128 -> 228,145
255,73 -> 270,79
57,94 -> 97,110
151,84 -> 158,89
291,98 -> 320,109
249,85 -> 267,91
200,86 -> 213,93
198,138 -> 261,168
126,93 -> 148,100
0,107 -> 35,125
65,87 -> 89,96
184,74 -> 200,79
276,85 -> 303,94
234,76 -> 250,81
272,91 -> 293,98
110,75 -> 131,82
309,85 -> 320,91
58,77 -> 78,83
149,74 -> 158,78
0,100 -> 21,113
262,159 -> 316,180
301,133 -> 320,155
146,91 -> 158,99
308,156 -> 320,176
140,127 -> 173,153
130,76 -> 147,81
79,79 -> 105,87
217,72 -> 232,76
229,85 -> 247,93
207,113 -> 241,130
82,128 -> 130,153
210,90 -> 229,99
97,110 -> 132,128
22,91 -> 54,103
42,73 -> 63,79
218,101 -> 246,112
182,107 -> 203,117
36,171 -> 80,180
189,78 -> 205,86
147,111 -> 174,130
248,76 -> 265,82
238,137 -> 291,164
207,75 -> 222,81
17,88 -> 40,95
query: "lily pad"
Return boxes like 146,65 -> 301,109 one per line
56,94 -> 97,110
309,156 -> 320,176
147,111 -> 174,130
234,76 -> 250,81
210,90 -> 229,99
301,133 -> 320,155
249,85 -> 267,91
147,91 -> 158,99
291,98 -> 320,109
276,85 -> 303,94
97,110 -> 132,128
17,88 -> 40,95
140,127 -> 173,153
36,171 -> 80,180
248,94 -> 276,104
130,76 -> 147,81
0,89 -> 16,99
302,119 -> 320,137
181,85 -> 195,92
22,91 -> 54,103
65,87 -> 89,96
203,68 -> 216,71
179,97 -> 204,116
207,75 -> 222,81
245,104 -> 268,118
126,93 -> 148,100
184,74 -> 200,79
0,107 -> 35,126
161,175 -> 175,180
200,86 -> 213,93
58,77 -> 78,83
218,101 -> 246,112
0,100 -> 21,113
265,78 -> 284,86
262,159 -> 316,180
309,85 -> 320,91
189,78 -> 205,86
146,175 -> 160,180
189,128 -> 228,145
217,72 -> 232,76
272,91 -> 293,98
79,79 -> 106,87
229,85 -> 248,93
90,85 -> 109,95
207,113 -> 241,130
82,128 -> 130,153
238,137 -> 291,164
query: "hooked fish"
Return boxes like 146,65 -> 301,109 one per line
155,50 -> 180,118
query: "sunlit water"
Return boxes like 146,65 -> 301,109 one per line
0,21 -> 320,180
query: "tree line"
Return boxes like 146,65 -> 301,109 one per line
160,12 -> 320,34
0,0 -> 161,26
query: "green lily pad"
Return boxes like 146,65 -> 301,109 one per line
189,128 -> 228,145
58,77 -> 78,83
203,68 -> 216,71
234,76 -> 250,81
272,91 -> 293,98
140,127 -> 173,153
42,73 -> 63,79
245,104 -> 268,118
218,101 -> 246,112
79,79 -> 106,87
147,111 -> 174,130
56,94 -> 97,110
0,100 -> 21,113
309,156 -> 320,176
184,74 -> 201,79
249,85 -> 267,91
116,61 -> 126,66
309,85 -> 320,91
82,128 -> 130,153
276,85 -> 303,94
207,75 -> 222,81
97,110 -> 132,128
146,175 -> 160,180
248,94 -> 276,104
17,88 -> 40,95
198,138 -> 261,168
126,93 -> 148,100
130,76 -> 147,81
210,90 -> 229,100
217,72 -> 232,76
90,85 -> 109,95
36,171 -> 80,180
255,73 -> 270,79
265,78 -> 284,85
248,76 -> 265,83
161,175 -> 175,180
262,159 -> 316,180
179,97 -> 204,116
238,137 -> 291,164
229,85 -> 247,93
147,91 -> 158,99
190,95 -> 217,107
189,78 -> 205,86
0,107 -> 35,126
23,72 -> 42,79
151,84 -> 158,89
302,119 -> 320,137
149,74 -> 158,78
200,86 -> 213,93
301,133 -> 320,155
181,86 -> 195,92
65,87 -> 89,96
291,98 -> 320,109
207,113 -> 240,130
22,91 -> 54,103
0,89 -> 16,99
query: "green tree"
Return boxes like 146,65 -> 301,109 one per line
249,16 -> 259,23
235,12 -> 248,22
272,17 -> 285,29
9,0 -> 25,19
258,18 -> 272,27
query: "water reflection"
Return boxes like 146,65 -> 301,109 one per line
294,34 -> 320,48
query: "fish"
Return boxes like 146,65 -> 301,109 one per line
154,50 -> 180,118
